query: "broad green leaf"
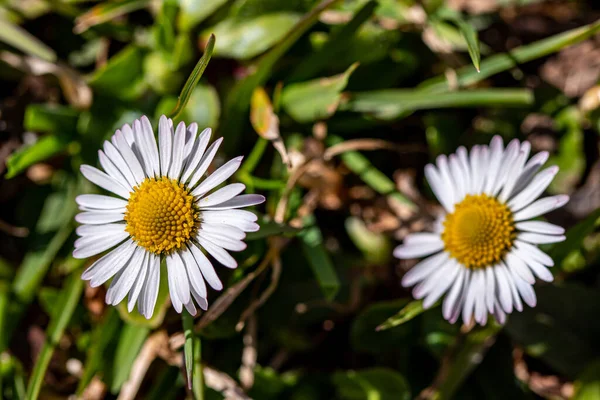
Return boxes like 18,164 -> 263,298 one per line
288,0 -> 377,81
281,63 -> 358,123
6,135 -> 71,179
89,46 -> 147,100
549,106 -> 585,193
249,366 -> 299,400
376,299 -> 428,331
77,309 -> 122,395
345,88 -> 534,120
26,273 -> 84,400
420,19 -> 600,93
0,16 -> 55,61
111,323 -> 150,393
574,360 -> 600,400
23,104 -> 79,133
246,219 -> 301,241
74,0 -> 150,34
220,0 -> 343,152
506,283 -> 600,378
157,84 -> 221,129
299,215 -> 340,301
332,368 -> 411,400
169,34 -> 215,119
143,52 -> 185,94
205,13 -> 301,60
178,0 -> 229,31
351,299 -> 411,354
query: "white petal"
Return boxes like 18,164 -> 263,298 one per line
422,259 -> 460,308
75,211 -> 124,225
187,137 -> 223,188
461,270 -> 481,324
128,252 -> 149,312
401,251 -> 449,287
448,154 -> 467,201
494,264 -> 513,313
424,164 -> 453,212
192,156 -> 243,198
511,150 -> 549,196
197,183 -> 246,208
513,240 -> 554,266
484,266 -> 496,313
483,135 -> 504,194
393,240 -> 444,259
181,248 -> 208,298
518,232 -> 565,244
201,223 -> 246,241
158,115 -> 172,176
191,287 -> 209,311
403,232 -> 443,246
188,244 -> 223,290
183,123 -> 199,161
138,253 -> 160,319
184,299 -> 197,316
200,209 -> 258,223
435,155 -> 456,210
199,194 -> 265,210
513,195 -> 569,221
171,252 -> 191,304
442,267 -> 466,320
526,259 -> 554,282
76,223 -> 125,237
168,121 -> 186,179
196,236 -> 237,268
491,139 -> 520,195
133,119 -> 155,177
468,145 -> 482,194
198,231 -> 247,252
509,166 -> 559,211
413,258 -> 455,299
182,128 -> 212,183
501,262 -> 522,312
505,251 -> 535,284
98,150 -> 133,190
106,247 -> 145,305
498,142 -> 529,202
141,116 -> 160,176
76,194 -> 127,210
81,239 -> 135,284
114,130 -> 146,185
515,221 -> 565,235
102,143 -> 137,189
80,165 -> 130,199
493,300 -> 507,325
508,267 -> 536,308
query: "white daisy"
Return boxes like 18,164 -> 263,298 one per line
394,136 -> 569,325
73,115 -> 265,319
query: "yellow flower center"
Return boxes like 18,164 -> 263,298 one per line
441,194 -> 515,269
125,177 -> 198,255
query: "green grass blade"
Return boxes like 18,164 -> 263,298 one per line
345,89 -> 533,120
183,311 -> 194,390
0,16 -> 56,62
287,0 -> 377,82
376,300 -> 427,331
111,323 -> 150,393
25,272 -> 84,400
454,18 -> 480,72
74,0 -> 150,34
551,208 -> 600,268
169,34 -> 215,119
420,20 -> 600,93
299,215 -> 340,301
192,333 -> 204,400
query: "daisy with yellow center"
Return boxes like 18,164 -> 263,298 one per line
73,115 -> 265,318
394,136 -> 568,325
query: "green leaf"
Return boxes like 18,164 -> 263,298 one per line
205,13 -> 301,60
453,17 -> 481,72
420,19 -> 600,93
246,219 -> 301,241
77,309 -> 122,395
143,52 -> 185,94
551,208 -> 600,268
6,135 -> 70,179
89,46 -> 147,100
111,323 -> 150,393
25,273 -> 84,400
574,360 -> 600,400
351,299 -> 411,354
299,216 -> 340,301
288,0 -> 377,81
345,89 -> 534,120
0,15 -> 56,61
220,0 -> 343,152
169,34 -> 215,119
345,217 -> 392,265
281,63 -> 358,123
332,368 -> 411,400
23,104 -> 79,133
376,299 -> 429,331
178,0 -> 229,31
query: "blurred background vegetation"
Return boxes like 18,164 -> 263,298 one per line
0,0 -> 600,399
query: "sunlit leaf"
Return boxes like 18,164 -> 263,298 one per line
0,15 -> 55,61
332,368 -> 411,400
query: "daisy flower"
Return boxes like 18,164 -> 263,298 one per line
394,136 -> 568,325
73,115 -> 265,318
